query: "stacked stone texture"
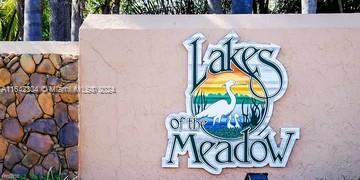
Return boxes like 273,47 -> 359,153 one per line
0,53 -> 79,179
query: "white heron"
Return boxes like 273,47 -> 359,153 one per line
195,80 -> 237,126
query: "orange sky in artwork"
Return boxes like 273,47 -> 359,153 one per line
194,65 -> 264,96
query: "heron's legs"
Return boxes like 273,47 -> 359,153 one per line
227,115 -> 234,129
234,115 -> 240,128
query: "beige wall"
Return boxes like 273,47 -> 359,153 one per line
80,14 -> 360,179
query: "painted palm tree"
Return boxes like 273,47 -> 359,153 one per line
232,0 -> 253,14
24,0 -> 42,41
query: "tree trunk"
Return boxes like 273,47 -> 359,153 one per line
24,0 -> 42,41
16,0 -> 24,40
186,0 -> 193,14
102,0 -> 111,14
253,0 -> 259,14
337,0 -> 343,13
50,0 -> 71,41
258,0 -> 269,13
301,0 -> 317,14
253,0 -> 267,14
80,0 -> 85,22
207,0 -> 222,14
71,0 -> 81,41
232,0 -> 253,14
111,0 -> 120,14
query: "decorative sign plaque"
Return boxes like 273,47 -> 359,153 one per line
162,32 -> 300,174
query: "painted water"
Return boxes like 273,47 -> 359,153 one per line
200,104 -> 265,139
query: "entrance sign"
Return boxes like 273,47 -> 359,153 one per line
162,32 -> 300,174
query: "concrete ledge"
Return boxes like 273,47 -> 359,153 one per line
81,14 -> 360,30
0,42 -> 79,55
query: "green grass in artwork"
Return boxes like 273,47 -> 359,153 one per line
192,90 -> 208,115
205,127 -> 243,139
193,93 -> 265,105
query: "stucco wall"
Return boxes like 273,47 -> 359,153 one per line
80,14 -> 360,180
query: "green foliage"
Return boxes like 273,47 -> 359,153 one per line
42,0 -> 51,40
271,0 -> 360,14
12,167 -> 78,180
1,0 -> 360,41
318,0 -> 360,13
0,0 -> 19,40
342,0 -> 360,12
222,0 -> 232,14
271,0 -> 301,13
84,0 -> 118,16
85,0 -> 105,15
120,0 -> 207,14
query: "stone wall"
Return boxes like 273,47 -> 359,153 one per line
0,53 -> 79,179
